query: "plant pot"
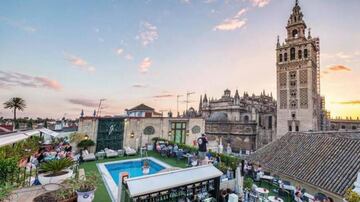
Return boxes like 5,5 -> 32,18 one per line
76,189 -> 96,202
38,169 -> 73,185
59,195 -> 77,202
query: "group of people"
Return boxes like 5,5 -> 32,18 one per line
22,141 -> 73,170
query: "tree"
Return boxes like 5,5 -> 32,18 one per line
3,97 -> 26,129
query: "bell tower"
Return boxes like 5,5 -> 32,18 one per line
276,0 -> 321,137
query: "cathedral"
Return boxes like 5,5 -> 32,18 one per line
199,89 -> 276,153
276,0 -> 321,137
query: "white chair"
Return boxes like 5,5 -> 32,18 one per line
104,148 -> 118,158
125,147 -> 137,156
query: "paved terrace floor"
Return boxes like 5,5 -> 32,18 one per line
79,151 -> 188,202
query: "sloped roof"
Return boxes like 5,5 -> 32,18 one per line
246,132 -> 360,197
128,104 -> 154,111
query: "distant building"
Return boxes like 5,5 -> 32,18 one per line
329,118 -> 360,131
77,104 -> 205,152
125,104 -> 162,118
247,131 -> 360,202
276,0 -> 321,137
199,89 -> 276,153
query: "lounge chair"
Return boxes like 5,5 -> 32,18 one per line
82,150 -> 96,161
104,148 -> 118,158
125,147 -> 137,156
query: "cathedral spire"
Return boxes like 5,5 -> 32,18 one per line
199,95 -> 203,112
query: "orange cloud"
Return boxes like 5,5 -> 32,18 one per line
152,94 -> 175,98
328,65 -> 351,72
139,57 -> 152,73
68,98 -> 98,108
335,100 -> 360,105
64,53 -> 95,72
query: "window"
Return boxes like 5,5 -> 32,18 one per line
290,48 -> 296,60
296,125 -> 299,132
279,54 -> 283,62
268,116 -> 272,129
284,53 -> 288,61
290,89 -> 297,97
244,115 -> 249,123
304,49 -> 308,58
341,125 -> 346,129
298,50 -> 302,59
352,126 -> 357,130
289,125 -> 292,132
290,100 -> 297,109
292,29 -> 298,38
291,112 -> 296,119
290,71 -> 296,79
290,81 -> 296,87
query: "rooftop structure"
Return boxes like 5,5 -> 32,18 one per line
246,131 -> 360,200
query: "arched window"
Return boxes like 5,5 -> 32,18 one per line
304,49 -> 308,58
290,48 -> 296,60
244,115 -> 249,123
298,50 -> 302,59
284,53 -> 288,61
292,29 -> 298,38
279,54 -> 283,62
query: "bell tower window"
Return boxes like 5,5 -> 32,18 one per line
284,53 -> 288,61
279,54 -> 283,62
290,48 -> 296,60
304,49 -> 308,58
292,29 -> 298,38
298,50 -> 302,59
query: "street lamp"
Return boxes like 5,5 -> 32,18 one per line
130,131 -> 135,138
84,135 -> 89,140
168,130 -> 172,136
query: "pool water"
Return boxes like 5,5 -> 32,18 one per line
105,159 -> 165,184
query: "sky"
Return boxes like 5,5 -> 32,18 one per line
0,0 -> 360,119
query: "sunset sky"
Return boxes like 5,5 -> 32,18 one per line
0,0 -> 359,119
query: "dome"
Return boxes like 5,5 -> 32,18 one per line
207,112 -> 228,122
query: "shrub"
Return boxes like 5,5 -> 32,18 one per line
345,188 -> 360,202
40,158 -> 74,176
244,178 -> 253,190
69,132 -> 87,144
0,158 -> 19,185
0,183 -> 14,201
77,139 -> 95,149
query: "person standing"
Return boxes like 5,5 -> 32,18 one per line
197,134 -> 208,160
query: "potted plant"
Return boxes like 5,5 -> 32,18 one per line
38,158 -> 75,185
77,139 -> 95,151
33,188 -> 77,202
70,172 -> 99,202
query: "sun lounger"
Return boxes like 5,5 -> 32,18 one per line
125,147 -> 137,156
104,148 -> 118,158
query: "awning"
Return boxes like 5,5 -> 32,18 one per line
126,164 -> 223,197
0,130 -> 39,147
39,128 -> 59,137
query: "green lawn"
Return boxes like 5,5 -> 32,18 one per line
78,151 -> 188,202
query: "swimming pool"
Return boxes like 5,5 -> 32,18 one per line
105,159 -> 166,183
97,157 -> 171,202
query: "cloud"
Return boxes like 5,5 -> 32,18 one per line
152,94 -> 175,98
249,0 -> 271,8
132,84 -> 148,88
335,52 -> 352,59
180,0 -> 191,3
137,22 -> 159,46
0,16 -> 37,33
213,8 -> 247,31
0,71 -> 62,91
328,65 -> 352,72
116,48 -> 124,55
68,98 -> 99,108
335,100 -> 360,105
204,0 -> 216,3
139,57 -> 152,73
64,53 -> 95,72
125,54 -> 134,60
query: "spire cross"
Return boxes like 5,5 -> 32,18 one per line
296,0 -> 299,5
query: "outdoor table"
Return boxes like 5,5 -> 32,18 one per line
256,187 -> 270,195
268,196 -> 284,202
183,153 -> 193,165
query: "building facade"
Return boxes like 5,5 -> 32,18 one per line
199,89 -> 276,153
276,0 -> 321,137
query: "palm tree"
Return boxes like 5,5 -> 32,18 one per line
3,97 -> 26,129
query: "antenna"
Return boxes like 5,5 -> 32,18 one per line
185,91 -> 195,112
97,99 -> 106,117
